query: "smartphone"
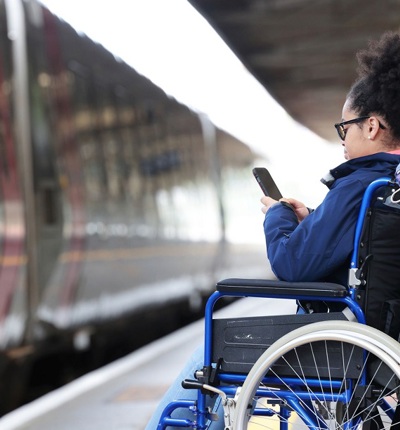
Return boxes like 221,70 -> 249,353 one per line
252,167 -> 282,200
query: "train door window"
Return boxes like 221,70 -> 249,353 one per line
23,6 -> 59,226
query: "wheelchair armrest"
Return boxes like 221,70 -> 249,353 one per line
216,278 -> 347,298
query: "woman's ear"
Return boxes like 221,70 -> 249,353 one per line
367,116 -> 381,140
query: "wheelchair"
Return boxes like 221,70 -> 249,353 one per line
157,176 -> 400,430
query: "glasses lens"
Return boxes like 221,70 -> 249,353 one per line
334,123 -> 345,141
339,125 -> 345,140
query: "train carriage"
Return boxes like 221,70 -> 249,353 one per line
0,0 -> 267,414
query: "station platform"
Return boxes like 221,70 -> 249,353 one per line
0,296 -> 296,430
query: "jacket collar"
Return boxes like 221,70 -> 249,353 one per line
321,152 -> 400,188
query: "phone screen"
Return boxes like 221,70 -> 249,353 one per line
252,167 -> 282,200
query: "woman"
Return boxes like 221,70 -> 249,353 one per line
147,30 -> 400,430
263,32 -> 400,286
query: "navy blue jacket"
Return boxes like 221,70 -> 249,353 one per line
264,152 -> 400,285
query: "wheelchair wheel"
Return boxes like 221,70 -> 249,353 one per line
234,320 -> 400,430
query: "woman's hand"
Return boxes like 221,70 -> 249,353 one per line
260,196 -> 279,214
261,196 -> 310,222
281,198 -> 310,222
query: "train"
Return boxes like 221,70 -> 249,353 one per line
0,0 -> 270,414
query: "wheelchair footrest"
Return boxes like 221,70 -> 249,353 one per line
213,312 -> 363,378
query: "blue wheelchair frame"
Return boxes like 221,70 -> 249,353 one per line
158,177 -> 395,430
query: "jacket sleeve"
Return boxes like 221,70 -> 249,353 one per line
264,178 -> 365,282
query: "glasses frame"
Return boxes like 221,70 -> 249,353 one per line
334,116 -> 386,141
334,116 -> 370,141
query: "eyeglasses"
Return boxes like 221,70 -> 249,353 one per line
334,116 -> 386,141
334,116 -> 370,141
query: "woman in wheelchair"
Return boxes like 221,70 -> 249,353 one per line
148,31 -> 400,429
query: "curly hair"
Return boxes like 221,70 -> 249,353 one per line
348,31 -> 400,140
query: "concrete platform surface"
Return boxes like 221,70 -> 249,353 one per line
0,297 -> 296,430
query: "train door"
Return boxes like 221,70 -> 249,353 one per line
25,5 -> 63,299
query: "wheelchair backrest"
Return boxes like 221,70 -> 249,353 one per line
355,181 -> 400,338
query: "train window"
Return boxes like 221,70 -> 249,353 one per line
41,186 -> 57,225
73,73 -> 106,203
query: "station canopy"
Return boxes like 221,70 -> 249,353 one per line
188,0 -> 400,142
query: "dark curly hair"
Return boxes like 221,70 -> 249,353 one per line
348,31 -> 400,141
